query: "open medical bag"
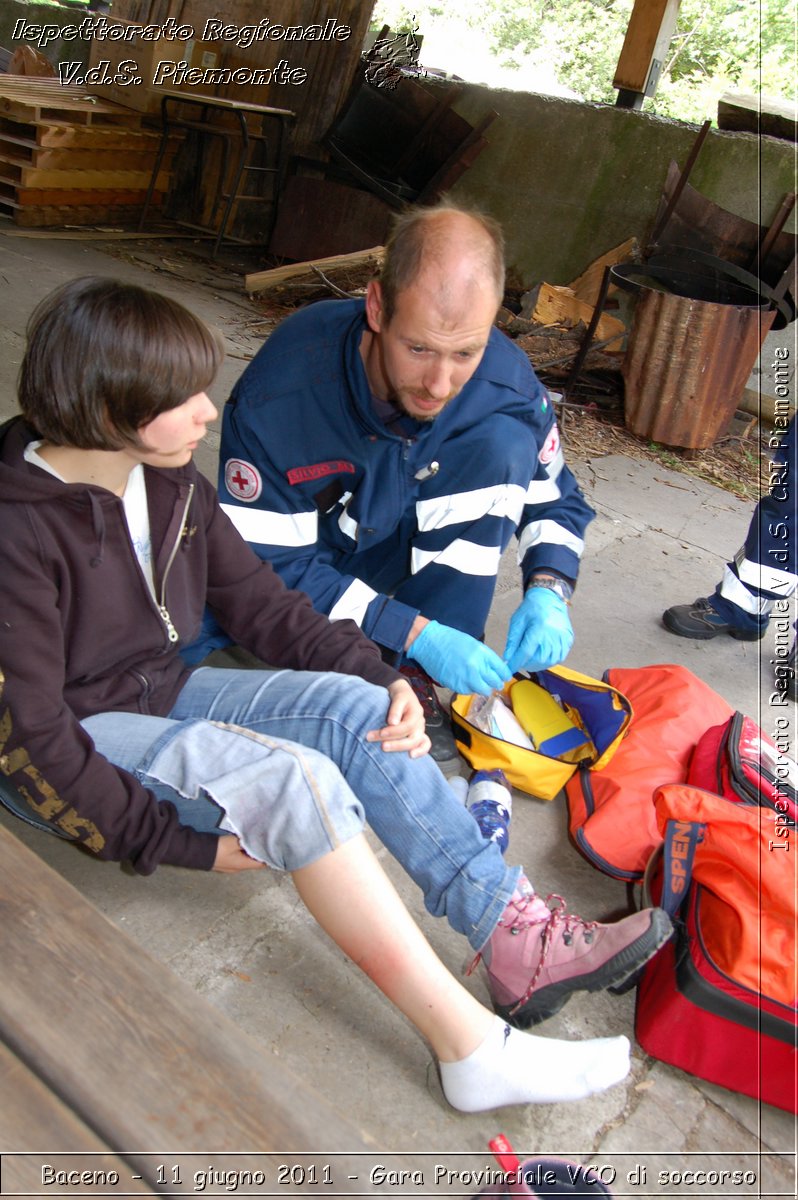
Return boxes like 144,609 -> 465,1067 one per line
450,665 -> 632,801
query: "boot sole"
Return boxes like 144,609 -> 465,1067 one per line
494,908 -> 673,1029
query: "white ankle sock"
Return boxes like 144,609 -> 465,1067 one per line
439,1015 -> 630,1112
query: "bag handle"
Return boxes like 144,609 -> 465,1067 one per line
644,818 -> 705,917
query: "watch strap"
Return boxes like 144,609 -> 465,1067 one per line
529,575 -> 574,604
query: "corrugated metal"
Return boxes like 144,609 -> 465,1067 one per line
653,161 -> 797,288
623,289 -> 776,449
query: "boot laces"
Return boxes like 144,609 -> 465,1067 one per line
399,664 -> 442,722
501,893 -> 598,1015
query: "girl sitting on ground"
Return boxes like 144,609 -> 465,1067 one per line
0,276 -> 670,1112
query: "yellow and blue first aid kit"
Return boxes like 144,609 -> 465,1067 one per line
450,666 -> 632,801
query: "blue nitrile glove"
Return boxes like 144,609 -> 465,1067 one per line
410,621 -> 512,696
503,587 -> 574,675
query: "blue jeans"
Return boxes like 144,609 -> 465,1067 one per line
74,668 -> 519,950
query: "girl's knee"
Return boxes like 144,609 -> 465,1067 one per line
308,673 -> 390,734
228,739 -> 366,870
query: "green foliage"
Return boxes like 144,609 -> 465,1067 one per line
371,0 -> 795,123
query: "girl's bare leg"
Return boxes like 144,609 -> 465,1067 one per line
292,835 -> 631,1112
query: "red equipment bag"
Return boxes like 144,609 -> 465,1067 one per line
634,713 -> 798,1112
687,709 -> 798,821
564,664 -> 732,881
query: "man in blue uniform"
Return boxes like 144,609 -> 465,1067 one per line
663,415 -> 796,699
216,203 -> 594,765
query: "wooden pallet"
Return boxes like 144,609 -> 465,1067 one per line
0,77 -> 177,227
0,160 -> 170,190
1,202 -> 160,228
0,115 -> 163,150
0,77 -> 147,126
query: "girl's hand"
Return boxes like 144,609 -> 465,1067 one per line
212,834 -> 267,873
365,679 -> 431,759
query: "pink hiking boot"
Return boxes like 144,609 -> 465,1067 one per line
474,879 -> 673,1027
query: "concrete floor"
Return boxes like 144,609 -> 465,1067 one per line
0,228 -> 795,1193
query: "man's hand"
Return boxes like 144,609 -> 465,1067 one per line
503,587 -> 574,675
409,620 -> 512,696
212,834 -> 267,873
366,678 -> 431,758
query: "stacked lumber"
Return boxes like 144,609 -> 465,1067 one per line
0,78 -> 177,227
499,237 -> 641,391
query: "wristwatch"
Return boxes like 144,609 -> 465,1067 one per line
529,574 -> 574,604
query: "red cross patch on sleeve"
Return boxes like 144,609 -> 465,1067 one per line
224,458 -> 262,502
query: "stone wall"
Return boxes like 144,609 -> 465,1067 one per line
447,84 -> 795,287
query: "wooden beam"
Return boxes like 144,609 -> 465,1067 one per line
613,0 -> 681,95
0,1043 -> 156,1195
718,91 -> 798,142
34,124 -> 166,150
245,245 -> 385,293
0,824 -> 387,1188
6,204 -> 157,227
568,237 -> 640,307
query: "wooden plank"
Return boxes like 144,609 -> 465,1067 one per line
718,90 -> 797,142
523,282 -> 627,349
13,188 -> 161,206
246,245 -> 385,292
24,148 -> 173,172
0,824 -> 381,1183
36,123 -> 166,150
613,0 -> 681,93
15,166 -> 170,190
0,93 -> 147,128
0,141 -> 170,172
0,1044 -> 156,1194
4,204 -> 158,228
0,79 -> 112,99
2,228 -> 197,240
568,237 -> 640,306
0,77 -> 145,117
0,118 -> 164,153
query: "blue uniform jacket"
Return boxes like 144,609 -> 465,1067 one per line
218,298 -> 594,653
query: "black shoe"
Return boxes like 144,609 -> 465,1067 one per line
399,663 -> 461,773
662,596 -> 765,642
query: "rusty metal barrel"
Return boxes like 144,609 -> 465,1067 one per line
613,252 -> 786,450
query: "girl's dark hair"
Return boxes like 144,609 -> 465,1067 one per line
18,276 -> 225,449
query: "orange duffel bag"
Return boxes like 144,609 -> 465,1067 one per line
564,663 -> 733,882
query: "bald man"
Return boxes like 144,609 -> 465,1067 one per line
213,203 -> 594,768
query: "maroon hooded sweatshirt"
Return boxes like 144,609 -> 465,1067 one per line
0,417 -> 400,874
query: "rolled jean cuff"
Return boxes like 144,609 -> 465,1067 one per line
137,717 -> 366,871
469,863 -> 521,951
